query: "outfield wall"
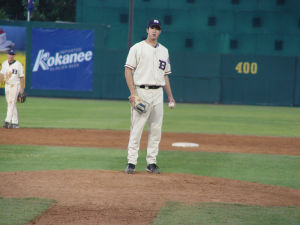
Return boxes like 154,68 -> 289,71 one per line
0,20 -> 299,106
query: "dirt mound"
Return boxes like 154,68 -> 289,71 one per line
0,170 -> 299,225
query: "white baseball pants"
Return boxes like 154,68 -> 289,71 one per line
5,83 -> 20,124
127,87 -> 164,165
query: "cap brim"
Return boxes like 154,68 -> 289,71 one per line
149,25 -> 161,30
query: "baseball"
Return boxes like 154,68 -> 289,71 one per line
168,101 -> 175,108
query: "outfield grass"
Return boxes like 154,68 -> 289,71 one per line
0,96 -> 299,137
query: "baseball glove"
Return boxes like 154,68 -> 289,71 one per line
130,95 -> 149,113
18,92 -> 26,103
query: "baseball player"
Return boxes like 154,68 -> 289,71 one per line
124,19 -> 176,174
0,49 -> 25,128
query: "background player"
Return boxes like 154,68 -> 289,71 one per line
124,19 -> 176,174
0,49 -> 25,128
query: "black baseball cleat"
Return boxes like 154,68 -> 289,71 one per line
8,123 -> 19,129
125,163 -> 135,174
3,122 -> 9,128
146,164 -> 160,174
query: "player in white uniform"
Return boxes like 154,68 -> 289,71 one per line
0,49 -> 25,128
124,19 -> 176,174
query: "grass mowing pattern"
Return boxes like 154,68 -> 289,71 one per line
0,197 -> 55,225
0,145 -> 299,189
152,202 -> 300,225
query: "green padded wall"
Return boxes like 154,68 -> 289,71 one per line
76,0 -> 300,56
221,54 -> 296,106
294,56 -> 300,106
171,53 -> 221,103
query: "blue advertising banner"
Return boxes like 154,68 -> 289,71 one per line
31,28 -> 94,91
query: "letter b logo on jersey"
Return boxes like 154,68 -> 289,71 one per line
159,60 -> 166,71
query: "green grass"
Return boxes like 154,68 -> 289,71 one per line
152,202 -> 300,225
1,96 -> 300,137
0,145 -> 127,172
0,145 -> 299,189
0,197 -> 55,225
1,97 -> 131,130
1,96 -> 300,224
164,103 -> 300,137
159,150 -> 300,189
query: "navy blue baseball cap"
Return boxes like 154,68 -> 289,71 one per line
148,19 -> 162,30
7,49 -> 15,55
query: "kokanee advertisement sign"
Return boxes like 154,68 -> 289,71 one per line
33,49 -> 93,72
31,28 -> 94,91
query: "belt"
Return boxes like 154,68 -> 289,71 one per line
138,85 -> 161,89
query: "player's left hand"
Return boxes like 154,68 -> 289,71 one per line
129,95 -> 149,113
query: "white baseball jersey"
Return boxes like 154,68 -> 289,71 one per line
0,60 -> 24,84
125,40 -> 171,86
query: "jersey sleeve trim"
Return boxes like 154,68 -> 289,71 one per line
164,71 -> 171,75
125,64 -> 135,70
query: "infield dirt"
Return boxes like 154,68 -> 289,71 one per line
0,128 -> 300,225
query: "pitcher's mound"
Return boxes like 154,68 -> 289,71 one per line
0,170 -> 300,225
